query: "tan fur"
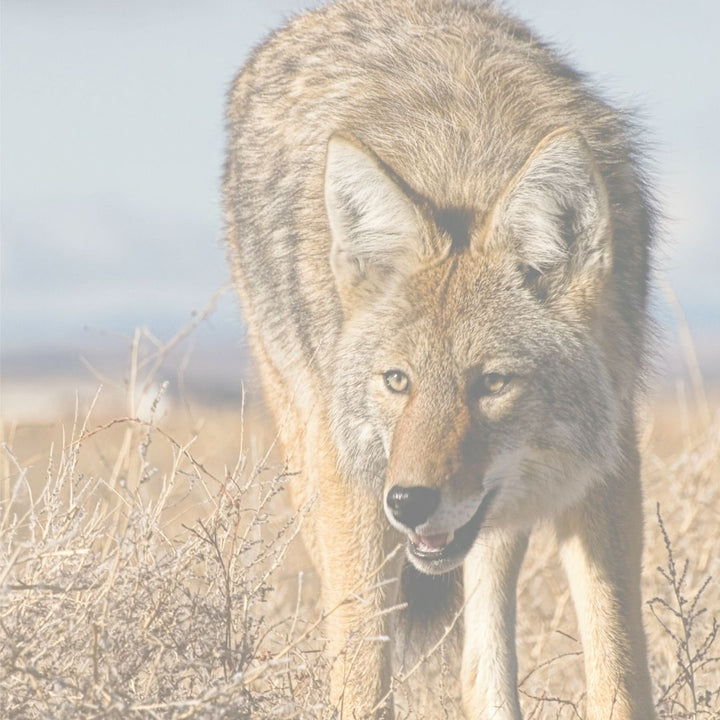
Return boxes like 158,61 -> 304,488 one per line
224,1 -> 656,717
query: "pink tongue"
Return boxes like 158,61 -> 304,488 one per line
418,533 -> 449,549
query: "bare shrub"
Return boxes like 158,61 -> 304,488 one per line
1,402 -> 328,719
649,505 -> 719,718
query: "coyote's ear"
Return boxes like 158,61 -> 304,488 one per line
489,128 -> 611,297
325,134 -> 426,310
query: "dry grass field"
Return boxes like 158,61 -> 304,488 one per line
1,327 -> 718,719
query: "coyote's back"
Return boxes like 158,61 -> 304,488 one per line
225,1 -> 655,718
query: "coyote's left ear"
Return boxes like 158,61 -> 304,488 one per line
488,128 -> 611,295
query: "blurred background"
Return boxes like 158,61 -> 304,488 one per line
2,0 -> 719,422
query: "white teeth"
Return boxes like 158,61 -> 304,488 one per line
418,543 -> 443,555
408,528 -> 456,553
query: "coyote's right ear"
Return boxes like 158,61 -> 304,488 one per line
325,134 -> 426,312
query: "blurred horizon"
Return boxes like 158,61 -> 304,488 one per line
2,0 -> 719,418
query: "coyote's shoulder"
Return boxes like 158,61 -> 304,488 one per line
225,1 -> 656,718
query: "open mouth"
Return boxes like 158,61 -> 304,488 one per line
406,490 -> 496,567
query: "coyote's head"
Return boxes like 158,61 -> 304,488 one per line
325,130 -> 622,575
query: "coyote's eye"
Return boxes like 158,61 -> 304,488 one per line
482,373 -> 510,395
383,369 -> 410,394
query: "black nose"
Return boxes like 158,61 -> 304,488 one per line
386,485 -> 440,529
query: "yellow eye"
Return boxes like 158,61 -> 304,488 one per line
482,373 -> 509,395
384,369 -> 410,394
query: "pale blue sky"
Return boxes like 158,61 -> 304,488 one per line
2,1 -> 719,371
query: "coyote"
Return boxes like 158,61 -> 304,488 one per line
224,1 -> 656,717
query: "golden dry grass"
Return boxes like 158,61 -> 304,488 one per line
1,330 -> 718,718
